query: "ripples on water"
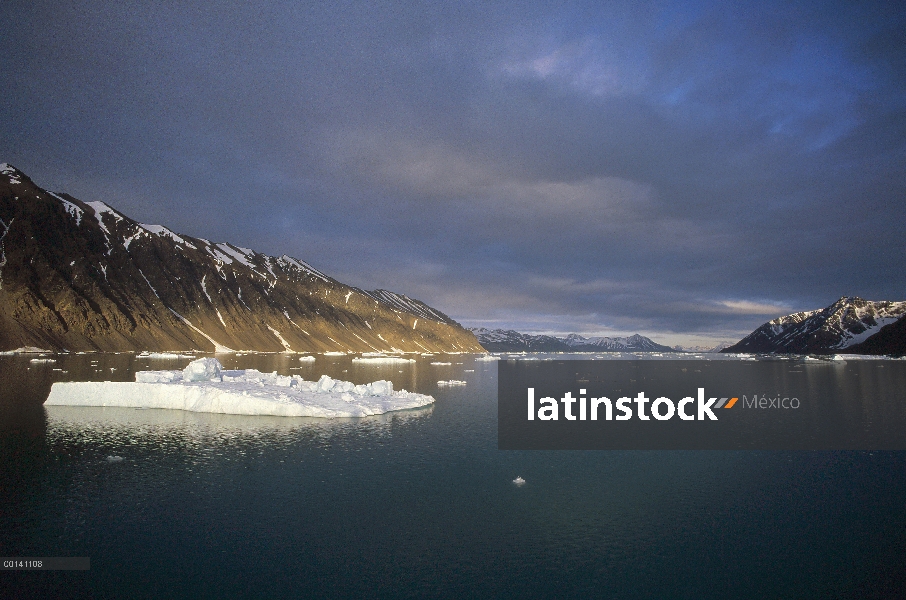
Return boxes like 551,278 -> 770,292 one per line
2,353 -> 906,598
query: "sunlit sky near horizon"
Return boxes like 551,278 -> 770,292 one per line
2,1 -> 905,346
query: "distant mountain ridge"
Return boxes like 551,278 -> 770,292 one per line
468,328 -> 675,352
723,297 -> 906,355
673,342 -> 734,353
0,163 -> 483,353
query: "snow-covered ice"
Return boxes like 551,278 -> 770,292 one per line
45,358 -> 434,418
437,380 -> 466,386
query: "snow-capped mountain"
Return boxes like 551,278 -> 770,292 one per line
468,328 -> 674,352
561,333 -> 675,352
673,342 -> 734,353
0,163 -> 483,353
467,328 -> 571,352
723,297 -> 906,354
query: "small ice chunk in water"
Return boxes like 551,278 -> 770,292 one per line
106,456 -> 124,462
182,357 -> 222,382
513,476 -> 526,486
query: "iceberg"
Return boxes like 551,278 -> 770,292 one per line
45,358 -> 434,418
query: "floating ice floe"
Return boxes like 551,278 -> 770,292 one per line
138,351 -> 195,359
30,358 -> 56,363
106,455 -> 124,463
298,355 -> 316,362
474,354 -> 500,361
437,380 -> 467,386
430,362 -> 452,366
45,358 -> 434,418
0,346 -> 52,355
352,357 -> 415,364
513,476 -> 526,486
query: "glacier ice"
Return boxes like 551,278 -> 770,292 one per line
45,358 -> 434,418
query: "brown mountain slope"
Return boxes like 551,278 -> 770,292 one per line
0,163 -> 483,353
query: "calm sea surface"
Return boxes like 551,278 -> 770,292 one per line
2,353 -> 905,599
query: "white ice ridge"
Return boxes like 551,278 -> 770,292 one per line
45,358 -> 434,418
474,354 -> 500,361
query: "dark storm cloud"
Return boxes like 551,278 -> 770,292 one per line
2,0 -> 905,344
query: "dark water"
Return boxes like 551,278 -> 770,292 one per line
2,353 -> 906,599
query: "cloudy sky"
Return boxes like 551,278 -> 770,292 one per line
2,1 -> 904,346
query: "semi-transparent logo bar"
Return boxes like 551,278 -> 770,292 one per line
498,360 -> 906,450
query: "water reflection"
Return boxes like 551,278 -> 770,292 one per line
45,403 -> 434,447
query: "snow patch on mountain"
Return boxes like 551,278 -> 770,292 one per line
363,289 -> 452,324
85,201 -> 123,235
1,163 -> 22,185
277,255 -> 331,283
48,192 -> 83,226
140,223 -> 197,249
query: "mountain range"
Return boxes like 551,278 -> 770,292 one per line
673,342 -> 734,353
468,328 -> 675,352
722,297 -> 906,355
0,164 -> 483,353
472,295 -> 906,356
